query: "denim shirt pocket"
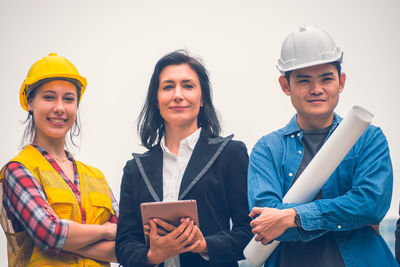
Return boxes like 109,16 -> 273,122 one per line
331,155 -> 358,195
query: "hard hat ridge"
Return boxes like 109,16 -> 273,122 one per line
277,26 -> 343,75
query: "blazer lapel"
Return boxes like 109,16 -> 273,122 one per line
133,145 -> 163,202
178,130 -> 233,200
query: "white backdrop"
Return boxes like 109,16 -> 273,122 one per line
1,0 -> 399,264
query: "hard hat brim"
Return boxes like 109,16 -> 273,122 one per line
20,74 -> 87,112
276,52 -> 343,75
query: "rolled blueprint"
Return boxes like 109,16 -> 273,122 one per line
244,106 -> 374,267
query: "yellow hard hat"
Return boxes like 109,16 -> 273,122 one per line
19,52 -> 87,111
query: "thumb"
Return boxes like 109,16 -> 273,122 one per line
249,207 -> 263,218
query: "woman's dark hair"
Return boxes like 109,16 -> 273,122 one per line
21,78 -> 82,148
138,50 -> 221,149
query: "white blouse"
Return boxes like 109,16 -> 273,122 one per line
160,128 -> 201,267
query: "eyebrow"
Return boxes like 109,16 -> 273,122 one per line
160,79 -> 195,83
41,90 -> 56,94
41,90 -> 76,96
295,74 -> 312,79
320,72 -> 334,77
160,80 -> 175,84
295,72 -> 334,79
64,92 -> 76,96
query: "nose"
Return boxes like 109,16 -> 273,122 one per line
310,81 -> 323,95
53,97 -> 65,114
173,86 -> 184,101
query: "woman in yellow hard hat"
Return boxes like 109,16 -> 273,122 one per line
0,53 -> 118,266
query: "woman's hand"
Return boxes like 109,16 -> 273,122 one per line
43,201 -> 117,242
152,217 -> 208,254
144,222 -> 169,236
102,221 -> 117,241
145,218 -> 201,265
186,224 -> 207,254
43,202 -> 59,220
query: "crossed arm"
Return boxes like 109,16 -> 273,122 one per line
42,201 -> 117,262
3,162 -> 117,262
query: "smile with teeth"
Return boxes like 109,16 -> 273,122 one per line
48,118 -> 67,123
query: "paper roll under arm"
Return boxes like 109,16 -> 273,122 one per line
244,106 -> 374,267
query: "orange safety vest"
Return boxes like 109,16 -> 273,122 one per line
0,145 -> 114,267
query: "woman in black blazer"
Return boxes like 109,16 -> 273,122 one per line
116,50 -> 252,267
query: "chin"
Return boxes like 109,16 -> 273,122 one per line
47,131 -> 69,139
167,119 -> 198,129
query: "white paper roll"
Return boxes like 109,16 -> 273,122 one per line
244,106 -> 374,267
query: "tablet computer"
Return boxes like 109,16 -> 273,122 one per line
140,199 -> 199,244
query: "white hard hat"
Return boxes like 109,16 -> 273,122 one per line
277,26 -> 343,74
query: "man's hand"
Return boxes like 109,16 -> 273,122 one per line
249,207 -> 297,245
369,224 -> 380,235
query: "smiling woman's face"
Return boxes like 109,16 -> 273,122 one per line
28,80 -> 78,143
157,64 -> 203,131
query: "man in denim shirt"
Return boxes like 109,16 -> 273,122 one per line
247,26 -> 398,266
396,203 -> 400,264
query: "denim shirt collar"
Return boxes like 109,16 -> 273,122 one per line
282,113 -> 343,136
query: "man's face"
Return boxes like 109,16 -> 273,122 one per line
279,63 -> 346,129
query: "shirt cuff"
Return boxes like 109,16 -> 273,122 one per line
56,219 -> 70,252
294,202 -> 322,231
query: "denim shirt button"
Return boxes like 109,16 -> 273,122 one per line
291,134 -> 294,138
298,150 -> 302,154
337,225 -> 342,229
297,133 -> 301,137
289,172 -> 293,177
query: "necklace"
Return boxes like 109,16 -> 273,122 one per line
32,141 -> 69,163
54,157 -> 69,163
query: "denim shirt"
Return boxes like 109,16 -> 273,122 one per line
248,113 -> 397,266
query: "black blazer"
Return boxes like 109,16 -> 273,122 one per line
116,130 -> 252,267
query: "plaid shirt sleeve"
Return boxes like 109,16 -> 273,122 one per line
2,162 -> 69,253
108,187 -> 119,224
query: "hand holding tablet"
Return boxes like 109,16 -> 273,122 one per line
140,200 -> 200,245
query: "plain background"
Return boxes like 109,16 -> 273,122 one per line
1,0 -> 399,264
